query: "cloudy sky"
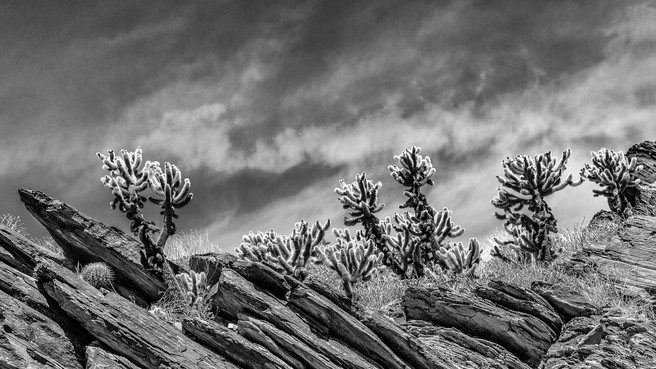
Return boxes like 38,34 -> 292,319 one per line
2,0 -> 656,253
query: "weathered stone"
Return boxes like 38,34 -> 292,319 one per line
19,188 -> 167,304
211,269 -> 382,369
0,288 -> 83,369
358,310 -> 450,369
239,316 -> 340,369
302,273 -> 354,314
626,140 -> 656,217
403,285 -> 556,367
403,321 -> 530,369
190,252 -> 292,299
237,318 -> 307,369
0,224 -> 65,274
475,280 -> 563,334
182,317 -> 293,369
531,282 -> 600,320
289,284 -> 408,369
541,308 -> 656,368
35,259 -> 238,369
86,342 -> 140,369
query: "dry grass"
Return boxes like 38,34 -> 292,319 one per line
164,229 -> 222,266
0,213 -> 27,235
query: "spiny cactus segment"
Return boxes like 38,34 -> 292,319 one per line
388,145 -> 436,211
435,239 -> 481,277
237,219 -> 330,281
316,228 -> 381,299
581,148 -> 645,217
80,262 -> 115,289
97,147 -> 193,277
491,149 -> 583,263
175,270 -> 208,307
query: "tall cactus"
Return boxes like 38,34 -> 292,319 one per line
98,147 -> 193,276
491,149 -> 582,263
237,220 -> 330,281
581,148 -> 645,217
316,228 -> 380,299
335,174 -> 404,275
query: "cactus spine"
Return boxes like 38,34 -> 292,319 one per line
175,270 -> 208,307
491,149 -> 583,263
80,262 -> 115,289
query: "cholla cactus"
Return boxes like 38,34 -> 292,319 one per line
388,146 -> 436,211
581,148 -> 645,217
175,270 -> 207,307
491,149 -> 582,263
435,239 -> 481,277
317,228 -> 380,299
237,220 -> 330,281
80,262 -> 115,289
97,147 -> 193,276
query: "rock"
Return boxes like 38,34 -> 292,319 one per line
238,316 -> 339,369
182,317 -> 293,369
0,288 -> 83,369
19,188 -> 167,304
572,215 -> 656,293
541,308 -> 656,368
358,310 -> 451,369
475,280 -> 563,335
402,321 -> 530,369
0,224 -> 65,274
190,252 -> 292,299
211,269 -> 381,369
289,284 -> 409,369
302,273 -> 355,314
35,259 -> 238,369
531,282 -> 599,321
626,141 -> 656,217
403,285 -> 556,367
86,342 -> 140,369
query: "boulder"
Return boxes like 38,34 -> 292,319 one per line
0,224 -> 65,274
35,259 -> 238,369
530,282 -> 599,321
403,285 -> 556,367
19,188 -> 167,304
541,307 -> 656,368
85,342 -> 140,369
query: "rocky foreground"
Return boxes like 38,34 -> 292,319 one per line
1,141 -> 656,368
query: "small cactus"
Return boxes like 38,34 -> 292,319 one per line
175,270 -> 207,307
80,262 -> 115,289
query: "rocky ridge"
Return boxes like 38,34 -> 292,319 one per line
1,141 -> 656,368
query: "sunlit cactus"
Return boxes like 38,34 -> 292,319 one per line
80,262 -> 115,290
388,145 -> 436,211
335,173 -> 384,226
581,148 -> 645,217
316,228 -> 380,299
435,239 -> 481,277
237,220 -> 330,281
491,149 -> 582,263
175,270 -> 208,307
97,147 -> 193,277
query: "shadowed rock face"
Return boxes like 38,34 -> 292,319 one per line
1,173 -> 656,369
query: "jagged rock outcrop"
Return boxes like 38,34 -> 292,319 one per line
626,140 -> 656,216
85,343 -> 140,369
36,259 -> 239,369
19,188 -> 167,305
403,283 -> 557,367
530,282 -> 599,321
541,307 -> 656,368
0,224 -> 65,274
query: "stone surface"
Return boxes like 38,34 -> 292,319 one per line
183,317 -> 293,369
403,321 -> 530,369
531,282 -> 599,321
0,224 -> 65,274
541,308 -> 656,368
35,259 -> 238,369
19,188 -> 167,304
85,342 -> 140,369
0,288 -> 83,369
403,285 -> 556,367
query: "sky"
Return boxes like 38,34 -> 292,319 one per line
1,0 -> 656,254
